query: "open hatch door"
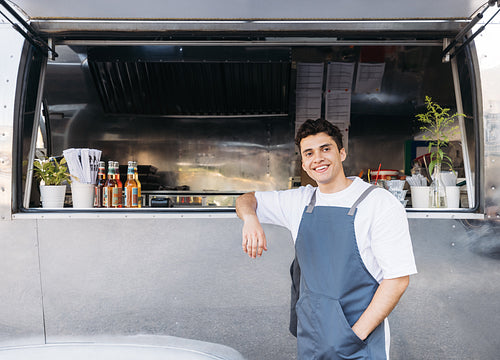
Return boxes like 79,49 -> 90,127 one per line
3,0 -> 491,21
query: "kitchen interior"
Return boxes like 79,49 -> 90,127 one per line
27,41 -> 475,210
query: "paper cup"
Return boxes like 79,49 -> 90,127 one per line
446,186 -> 460,208
71,182 -> 95,208
411,186 -> 430,208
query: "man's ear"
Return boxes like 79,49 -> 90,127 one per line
340,148 -> 347,162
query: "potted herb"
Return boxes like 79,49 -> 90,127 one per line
33,157 -> 71,208
415,96 -> 463,207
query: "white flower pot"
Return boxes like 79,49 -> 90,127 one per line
410,186 -> 430,208
445,186 -> 460,208
40,185 -> 67,208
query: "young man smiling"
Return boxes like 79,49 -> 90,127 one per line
236,118 -> 417,360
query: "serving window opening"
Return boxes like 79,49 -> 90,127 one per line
19,41 -> 478,213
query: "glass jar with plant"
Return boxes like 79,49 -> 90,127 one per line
33,157 -> 72,208
416,96 -> 462,208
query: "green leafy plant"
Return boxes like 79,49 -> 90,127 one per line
33,157 -> 72,185
415,96 -> 463,175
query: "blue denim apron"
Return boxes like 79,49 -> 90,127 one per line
295,186 -> 386,360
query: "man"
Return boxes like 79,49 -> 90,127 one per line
235,118 -> 417,359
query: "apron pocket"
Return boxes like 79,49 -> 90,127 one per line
296,292 -> 319,359
297,292 -> 367,359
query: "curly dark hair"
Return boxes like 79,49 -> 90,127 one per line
295,118 -> 344,151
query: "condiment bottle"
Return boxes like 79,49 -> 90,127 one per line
104,160 -> 117,208
94,161 -> 106,207
124,161 -> 138,208
113,161 -> 123,208
133,161 -> 142,208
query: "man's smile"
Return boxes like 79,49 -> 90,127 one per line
313,164 -> 330,172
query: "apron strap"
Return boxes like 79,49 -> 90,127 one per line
305,189 -> 317,213
347,185 -> 378,216
306,184 -> 378,215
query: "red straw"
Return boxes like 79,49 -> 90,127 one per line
375,163 -> 381,185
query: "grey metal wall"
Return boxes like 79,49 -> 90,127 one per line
392,219 -> 500,360
35,217 -> 297,360
0,24 -> 24,221
475,23 -> 500,219
1,217 -> 499,359
0,219 -> 44,345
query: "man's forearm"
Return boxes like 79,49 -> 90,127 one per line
236,192 -> 268,258
235,192 -> 258,220
352,276 -> 410,340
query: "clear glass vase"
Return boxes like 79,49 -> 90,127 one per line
429,163 -> 448,208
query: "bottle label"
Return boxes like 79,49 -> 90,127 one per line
112,187 -> 120,207
94,187 -> 99,207
132,187 -> 138,207
103,188 -> 108,207
125,187 -> 138,207
117,187 -> 123,207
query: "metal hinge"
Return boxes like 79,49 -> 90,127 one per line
442,0 -> 500,62
0,0 -> 58,59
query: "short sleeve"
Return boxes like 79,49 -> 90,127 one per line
254,190 -> 290,228
255,187 -> 314,241
370,201 -> 418,279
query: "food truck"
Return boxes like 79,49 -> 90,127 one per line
0,0 -> 499,358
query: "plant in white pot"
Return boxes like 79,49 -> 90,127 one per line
415,96 -> 463,208
33,157 -> 71,208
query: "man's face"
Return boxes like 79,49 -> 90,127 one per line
300,132 -> 346,192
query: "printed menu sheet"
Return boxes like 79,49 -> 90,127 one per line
354,62 -> 385,94
325,90 -> 351,125
327,62 -> 355,92
325,62 -> 355,127
295,63 -> 323,133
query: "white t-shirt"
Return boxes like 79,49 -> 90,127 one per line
255,177 -> 417,282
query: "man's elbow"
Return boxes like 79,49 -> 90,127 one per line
396,275 -> 410,295
235,192 -> 257,219
383,275 -> 410,297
